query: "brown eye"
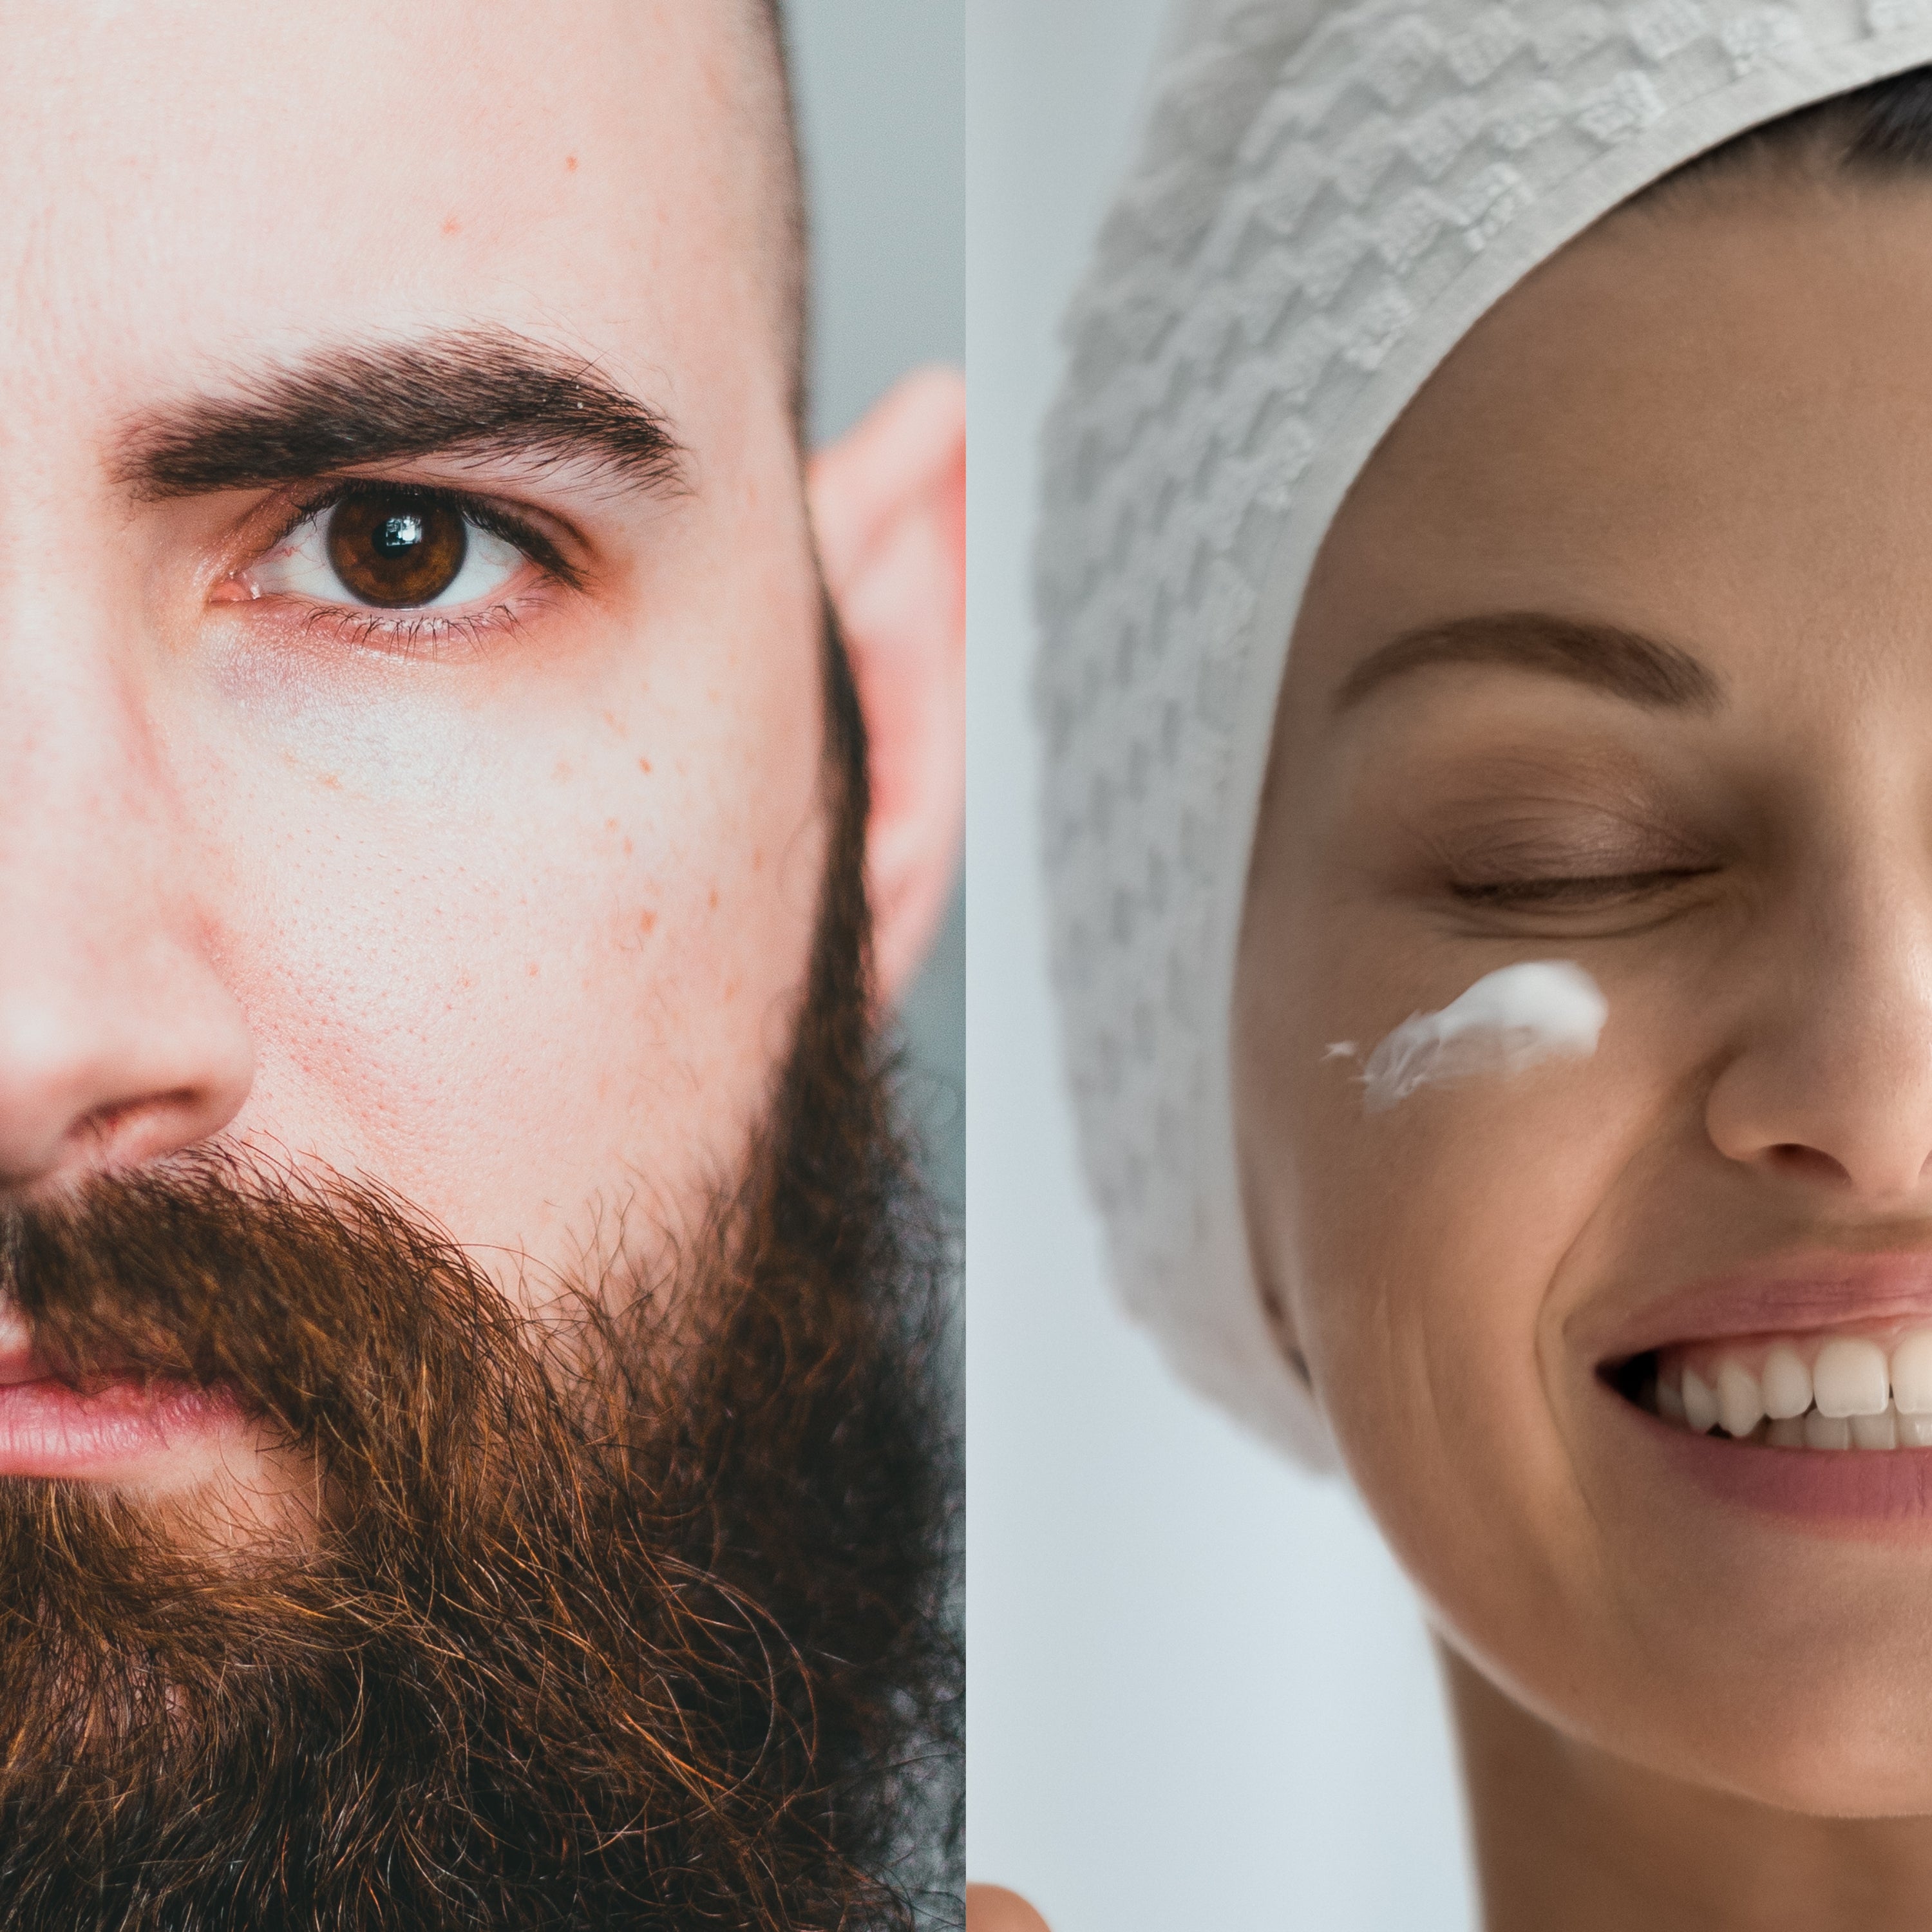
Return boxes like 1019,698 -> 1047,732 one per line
325,491 -> 468,607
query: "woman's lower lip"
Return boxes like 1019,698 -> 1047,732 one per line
0,1378 -> 236,1480
1632,1396 -> 1932,1535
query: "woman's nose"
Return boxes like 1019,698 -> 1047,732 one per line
1705,858 -> 1932,1204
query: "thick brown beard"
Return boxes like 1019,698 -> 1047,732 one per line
0,614 -> 960,1929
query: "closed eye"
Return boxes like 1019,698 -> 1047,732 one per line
1450,867 -> 1719,907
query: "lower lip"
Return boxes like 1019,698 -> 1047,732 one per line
1631,1398 -> 1932,1535
0,1378 -> 239,1481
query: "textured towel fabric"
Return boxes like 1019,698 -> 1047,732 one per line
1035,0 -> 1932,1467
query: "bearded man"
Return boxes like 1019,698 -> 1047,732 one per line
0,2 -> 966,1926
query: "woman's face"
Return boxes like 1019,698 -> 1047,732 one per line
1235,172 -> 1932,1812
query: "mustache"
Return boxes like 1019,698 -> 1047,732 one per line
0,1125 -> 960,1926
0,1148 -> 663,1519
0,594 -> 962,1921
0,1146 -> 868,1912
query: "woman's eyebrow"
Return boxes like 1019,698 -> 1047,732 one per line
1332,612 -> 1723,715
114,326 -> 688,501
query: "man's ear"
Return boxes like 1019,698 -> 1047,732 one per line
808,366 -> 965,1006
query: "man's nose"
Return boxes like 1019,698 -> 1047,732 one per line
1705,853 -> 1932,1204
0,647 -> 253,1191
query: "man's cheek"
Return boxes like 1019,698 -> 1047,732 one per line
202,782 -> 717,1220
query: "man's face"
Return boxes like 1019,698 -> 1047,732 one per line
0,3 -> 964,1920
1236,176 -> 1932,1814
0,1 -> 824,1495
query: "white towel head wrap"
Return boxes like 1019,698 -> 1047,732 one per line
1035,0 -> 1932,1467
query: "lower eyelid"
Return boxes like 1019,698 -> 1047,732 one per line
279,583 -> 560,659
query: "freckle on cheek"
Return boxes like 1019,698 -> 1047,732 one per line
440,214 -> 460,236
638,910 -> 656,936
638,758 -> 652,776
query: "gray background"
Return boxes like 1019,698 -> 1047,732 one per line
786,6 -> 964,1909
965,5 -> 1475,1927
788,0 -> 965,1215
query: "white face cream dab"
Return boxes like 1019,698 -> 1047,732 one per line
1331,960 -> 1608,1113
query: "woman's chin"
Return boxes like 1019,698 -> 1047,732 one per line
1377,1429 -> 1932,1822
1675,1704 -> 1932,1819
1556,1614 -> 1932,1816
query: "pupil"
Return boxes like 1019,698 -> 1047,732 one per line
327,492 -> 468,609
375,515 -> 424,557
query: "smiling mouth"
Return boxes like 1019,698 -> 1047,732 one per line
1612,1327 -> 1932,1451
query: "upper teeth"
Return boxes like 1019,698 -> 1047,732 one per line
1653,1330 -> 1932,1448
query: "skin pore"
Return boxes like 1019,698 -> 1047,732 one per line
1233,168 -> 1932,1928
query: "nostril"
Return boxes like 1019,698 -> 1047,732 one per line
61,1089 -> 212,1173
0,971 -> 255,1191
1764,1143 -> 1852,1184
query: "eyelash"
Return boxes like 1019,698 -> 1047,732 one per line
1450,867 -> 1718,908
242,482 -> 581,652
299,602 -> 536,657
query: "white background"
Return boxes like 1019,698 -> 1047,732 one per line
965,6 -> 1476,1927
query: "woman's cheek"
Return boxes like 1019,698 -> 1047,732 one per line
1283,1018 -> 1642,1568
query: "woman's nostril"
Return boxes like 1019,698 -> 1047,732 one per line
1765,1143 -> 1848,1182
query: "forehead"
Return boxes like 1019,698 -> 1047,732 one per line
1311,181 -> 1932,663
0,0 -> 776,440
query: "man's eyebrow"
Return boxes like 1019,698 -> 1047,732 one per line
117,328 -> 687,501
1332,612 -> 1723,715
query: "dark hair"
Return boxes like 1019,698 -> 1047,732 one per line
747,0 -> 812,437
1643,62 -> 1932,200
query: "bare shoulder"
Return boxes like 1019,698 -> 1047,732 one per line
965,1883 -> 1052,1932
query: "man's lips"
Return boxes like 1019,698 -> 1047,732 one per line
0,1346 -> 240,1481
0,1343 -> 55,1390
